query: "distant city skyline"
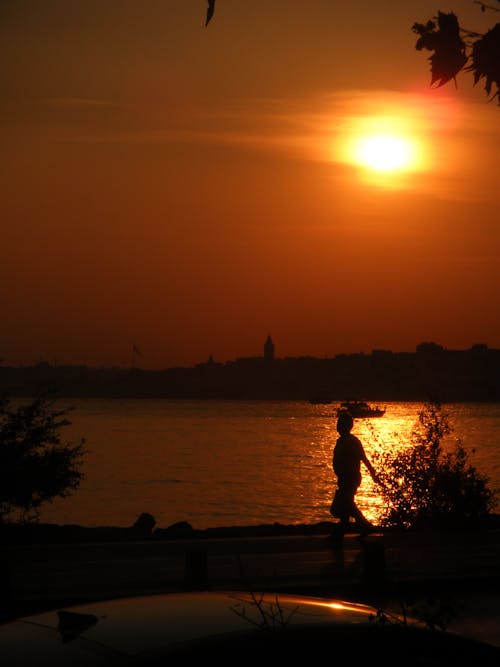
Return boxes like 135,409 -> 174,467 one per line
2,336 -> 496,371
1,339 -> 498,402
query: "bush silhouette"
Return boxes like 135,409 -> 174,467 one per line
373,402 -> 498,529
0,395 -> 85,523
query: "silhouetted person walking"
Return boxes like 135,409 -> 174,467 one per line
330,409 -> 379,540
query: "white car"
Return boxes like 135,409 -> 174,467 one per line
1,590 -> 499,665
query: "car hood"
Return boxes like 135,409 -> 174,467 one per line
0,591 -> 376,664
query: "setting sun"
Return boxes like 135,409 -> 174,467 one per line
353,133 -> 416,172
332,104 -> 431,188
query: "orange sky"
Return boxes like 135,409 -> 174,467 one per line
1,1 -> 499,369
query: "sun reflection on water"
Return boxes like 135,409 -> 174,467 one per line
314,403 -> 422,525
342,403 -> 500,526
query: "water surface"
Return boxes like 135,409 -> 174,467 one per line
37,400 -> 500,529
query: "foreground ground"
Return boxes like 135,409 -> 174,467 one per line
2,517 -> 500,647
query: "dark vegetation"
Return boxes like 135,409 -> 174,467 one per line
0,396 -> 85,524
373,402 -> 498,529
204,1 -> 500,106
412,5 -> 500,105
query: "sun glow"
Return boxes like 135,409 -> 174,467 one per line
332,103 -> 431,188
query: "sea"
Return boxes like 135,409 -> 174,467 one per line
35,399 -> 500,530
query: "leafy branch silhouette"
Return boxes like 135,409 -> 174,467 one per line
203,2 -> 499,106
413,9 -> 500,105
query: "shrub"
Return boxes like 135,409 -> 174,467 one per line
373,402 -> 498,529
0,395 -> 85,523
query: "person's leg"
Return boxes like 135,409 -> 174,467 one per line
352,503 -> 376,534
328,512 -> 349,542
328,487 -> 351,541
352,504 -> 369,525
334,491 -> 356,538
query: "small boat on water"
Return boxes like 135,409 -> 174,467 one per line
338,400 -> 386,418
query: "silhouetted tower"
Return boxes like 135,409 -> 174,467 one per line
264,334 -> 274,362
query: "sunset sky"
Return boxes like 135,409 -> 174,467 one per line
1,0 -> 499,369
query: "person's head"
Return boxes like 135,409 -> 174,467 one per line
336,409 -> 353,435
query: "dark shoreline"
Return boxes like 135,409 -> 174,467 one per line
0,518 -> 341,545
3,513 -> 500,546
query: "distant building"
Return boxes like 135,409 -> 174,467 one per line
416,341 -> 444,355
264,334 -> 274,362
